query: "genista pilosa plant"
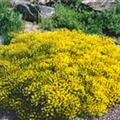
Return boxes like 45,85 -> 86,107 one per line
0,29 -> 120,120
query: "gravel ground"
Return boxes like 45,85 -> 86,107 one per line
0,108 -> 19,120
73,104 -> 120,120
24,21 -> 40,32
99,104 -> 120,120
0,104 -> 120,120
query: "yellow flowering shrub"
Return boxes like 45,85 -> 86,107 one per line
0,29 -> 120,120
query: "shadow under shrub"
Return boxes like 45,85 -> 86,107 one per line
0,29 -> 120,120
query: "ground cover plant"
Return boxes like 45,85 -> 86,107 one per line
0,29 -> 120,120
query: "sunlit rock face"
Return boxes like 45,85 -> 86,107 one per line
82,0 -> 115,11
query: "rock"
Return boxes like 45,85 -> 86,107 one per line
37,0 -> 54,5
10,0 -> 54,6
60,0 -> 73,4
15,3 -> 55,22
15,3 -> 37,22
36,5 -> 55,18
82,0 -> 116,11
10,0 -> 29,6
0,36 -> 3,45
24,21 -> 40,32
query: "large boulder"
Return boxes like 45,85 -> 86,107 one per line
10,0 -> 29,6
37,5 -> 55,18
82,0 -> 116,11
15,3 -> 55,22
15,3 -> 37,22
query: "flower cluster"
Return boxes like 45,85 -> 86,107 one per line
0,29 -> 120,120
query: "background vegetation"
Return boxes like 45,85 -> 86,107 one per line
41,1 -> 120,40
0,0 -> 23,44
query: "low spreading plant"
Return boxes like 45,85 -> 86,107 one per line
0,29 -> 120,120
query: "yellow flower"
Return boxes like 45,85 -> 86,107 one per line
0,29 -> 120,120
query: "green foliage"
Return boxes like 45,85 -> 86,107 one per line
114,37 -> 120,45
41,3 -> 80,30
41,1 -> 120,38
0,0 -> 24,45
102,1 -> 120,36
0,9 -> 24,44
0,29 -> 120,120
0,0 -> 9,13
72,0 -> 120,36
